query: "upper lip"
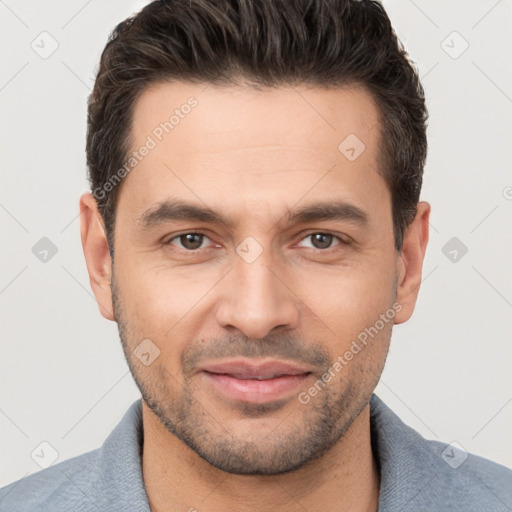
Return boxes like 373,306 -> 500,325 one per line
199,359 -> 312,379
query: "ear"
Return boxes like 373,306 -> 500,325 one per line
394,201 -> 430,324
79,193 -> 115,321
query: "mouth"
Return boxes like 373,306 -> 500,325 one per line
208,372 -> 303,380
199,359 -> 313,404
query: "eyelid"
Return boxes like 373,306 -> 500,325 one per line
293,229 -> 353,255
165,230 -> 349,253
165,231 -> 215,250
293,231 -> 347,249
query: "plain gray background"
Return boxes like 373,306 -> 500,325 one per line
1,0 -> 511,487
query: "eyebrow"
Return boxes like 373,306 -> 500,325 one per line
138,199 -> 369,230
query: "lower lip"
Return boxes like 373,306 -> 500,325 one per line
202,371 -> 311,403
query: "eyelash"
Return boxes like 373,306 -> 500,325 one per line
164,231 -> 348,254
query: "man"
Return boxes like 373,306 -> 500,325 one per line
1,0 -> 510,510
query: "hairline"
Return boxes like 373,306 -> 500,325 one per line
104,78 -> 398,259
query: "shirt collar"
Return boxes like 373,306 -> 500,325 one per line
369,394 -> 440,511
100,394 -> 438,511
97,398 -> 151,511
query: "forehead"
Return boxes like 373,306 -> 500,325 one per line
131,81 -> 381,159
119,81 -> 388,233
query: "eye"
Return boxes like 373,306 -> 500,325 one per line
296,232 -> 345,250
167,232 -> 211,251
164,231 -> 347,254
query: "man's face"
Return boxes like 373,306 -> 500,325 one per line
104,82 -> 406,475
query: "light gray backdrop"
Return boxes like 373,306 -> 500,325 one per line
1,0 -> 511,487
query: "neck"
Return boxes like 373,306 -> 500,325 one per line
141,402 -> 380,512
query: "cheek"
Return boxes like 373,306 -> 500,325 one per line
304,267 -> 394,322
296,267 -> 396,367
114,238 -> 396,358
116,253 -> 183,312
114,262 -> 213,363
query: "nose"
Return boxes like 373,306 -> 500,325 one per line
215,250 -> 300,339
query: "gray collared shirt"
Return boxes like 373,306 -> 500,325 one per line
1,394 -> 511,511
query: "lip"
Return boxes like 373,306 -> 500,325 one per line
199,358 -> 312,404
199,358 -> 312,379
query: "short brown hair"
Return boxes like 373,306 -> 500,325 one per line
86,0 -> 428,255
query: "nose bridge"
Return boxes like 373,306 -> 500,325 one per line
215,243 -> 299,338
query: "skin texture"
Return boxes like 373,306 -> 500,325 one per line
80,82 -> 430,512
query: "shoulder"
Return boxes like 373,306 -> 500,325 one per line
370,394 -> 512,511
0,399 -> 148,512
0,448 -> 103,512
420,438 -> 512,510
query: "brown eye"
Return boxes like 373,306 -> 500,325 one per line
297,232 -> 343,250
168,233 -> 207,250
311,233 -> 334,249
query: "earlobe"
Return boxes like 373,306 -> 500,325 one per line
394,201 -> 431,325
79,193 -> 115,321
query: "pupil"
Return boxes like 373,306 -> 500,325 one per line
179,233 -> 333,250
182,233 -> 203,250
312,233 -> 332,249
